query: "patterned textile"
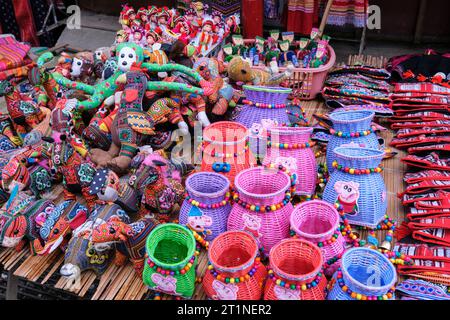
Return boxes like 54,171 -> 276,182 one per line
208,0 -> 241,16
321,0 -> 368,28
397,279 -> 450,300
0,35 -> 33,80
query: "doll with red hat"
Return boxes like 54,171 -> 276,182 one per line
224,14 -> 240,39
194,20 -> 218,55
211,11 -> 225,38
146,30 -> 160,47
120,5 -> 136,27
147,5 -> 158,30
136,7 -> 148,25
154,7 -> 170,35
130,26 -> 146,47
173,19 -> 191,45
184,8 -> 199,38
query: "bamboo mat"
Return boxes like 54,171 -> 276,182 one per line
0,54 -> 407,300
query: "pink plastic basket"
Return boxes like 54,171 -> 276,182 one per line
263,126 -> 317,196
227,167 -> 294,255
290,200 -> 345,274
220,39 -> 336,100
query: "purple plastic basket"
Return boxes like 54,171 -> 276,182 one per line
243,85 -> 292,104
179,172 -> 231,241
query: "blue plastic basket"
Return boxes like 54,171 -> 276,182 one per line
327,248 -> 397,300
323,146 -> 387,228
326,110 -> 379,172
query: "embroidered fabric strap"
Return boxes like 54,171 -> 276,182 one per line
408,144 -> 450,154
394,243 -> 450,275
401,153 -> 450,171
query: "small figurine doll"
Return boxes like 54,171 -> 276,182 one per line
130,26 -> 146,47
136,7 -> 148,25
223,14 -> 240,39
154,7 -> 170,35
119,5 -> 136,27
147,5 -> 158,30
195,20 -> 218,55
211,11 -> 225,38
310,39 -> 329,68
278,39 -> 299,67
172,19 -> 191,45
115,30 -> 128,44
296,37 -> 310,62
184,8 -> 199,37
146,30 -> 160,47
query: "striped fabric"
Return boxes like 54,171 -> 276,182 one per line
322,0 -> 368,28
286,0 -> 319,34
0,35 -> 33,80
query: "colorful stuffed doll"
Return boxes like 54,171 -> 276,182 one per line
128,150 -> 184,222
86,215 -> 159,275
60,202 -> 130,285
32,199 -> 88,255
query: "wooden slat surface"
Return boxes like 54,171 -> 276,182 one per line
0,55 -> 407,300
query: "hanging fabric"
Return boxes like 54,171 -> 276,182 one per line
286,0 -> 320,35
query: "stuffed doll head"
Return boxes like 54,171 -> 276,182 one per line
115,30 -> 128,44
157,7 -> 170,25
146,31 -> 160,46
116,42 -> 144,72
227,56 -> 253,84
185,8 -> 196,22
70,52 -> 94,79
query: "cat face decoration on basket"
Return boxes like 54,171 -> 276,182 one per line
323,146 -> 387,228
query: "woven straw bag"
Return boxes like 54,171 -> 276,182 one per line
142,223 -> 197,298
179,172 -> 231,241
264,239 -> 327,300
327,247 -> 397,300
203,230 -> 267,300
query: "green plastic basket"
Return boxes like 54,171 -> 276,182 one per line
143,223 -> 197,298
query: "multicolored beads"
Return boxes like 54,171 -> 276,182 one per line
332,161 -> 383,174
207,257 -> 261,284
146,248 -> 200,275
242,99 -> 289,109
335,268 -> 395,300
267,138 -> 316,150
200,142 -> 249,158
231,164 -> 297,213
185,192 -> 231,209
268,268 -> 324,291
329,126 -> 376,138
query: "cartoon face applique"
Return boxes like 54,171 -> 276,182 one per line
242,213 -> 262,242
212,280 -> 238,300
274,286 -> 301,300
334,181 -> 360,216
70,57 -> 84,77
151,273 -> 178,295
187,206 -> 213,235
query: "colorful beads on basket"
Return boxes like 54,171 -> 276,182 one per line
267,268 -> 324,291
146,247 -> 200,276
335,268 -> 395,300
242,99 -> 294,109
184,192 -> 231,209
200,141 -> 249,158
207,257 -> 261,284
267,139 -> 316,150
331,160 -> 383,174
329,126 -> 376,138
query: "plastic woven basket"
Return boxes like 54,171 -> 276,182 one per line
326,110 -> 379,172
263,126 -> 317,195
220,39 -> 336,100
264,238 -> 327,300
203,230 -> 267,300
142,223 -> 197,298
179,172 -> 231,241
227,167 -> 294,255
200,121 -> 256,186
323,146 -> 387,228
327,247 -> 397,300
290,200 -> 345,270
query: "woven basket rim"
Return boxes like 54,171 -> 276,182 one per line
146,223 -> 196,269
333,146 -> 385,160
242,85 -> 292,94
290,200 -> 340,240
234,167 -> 291,199
202,121 -> 248,146
269,238 -> 323,282
341,247 -> 397,292
268,126 -> 313,135
329,110 -> 375,124
186,172 -> 230,198
208,230 -> 258,274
